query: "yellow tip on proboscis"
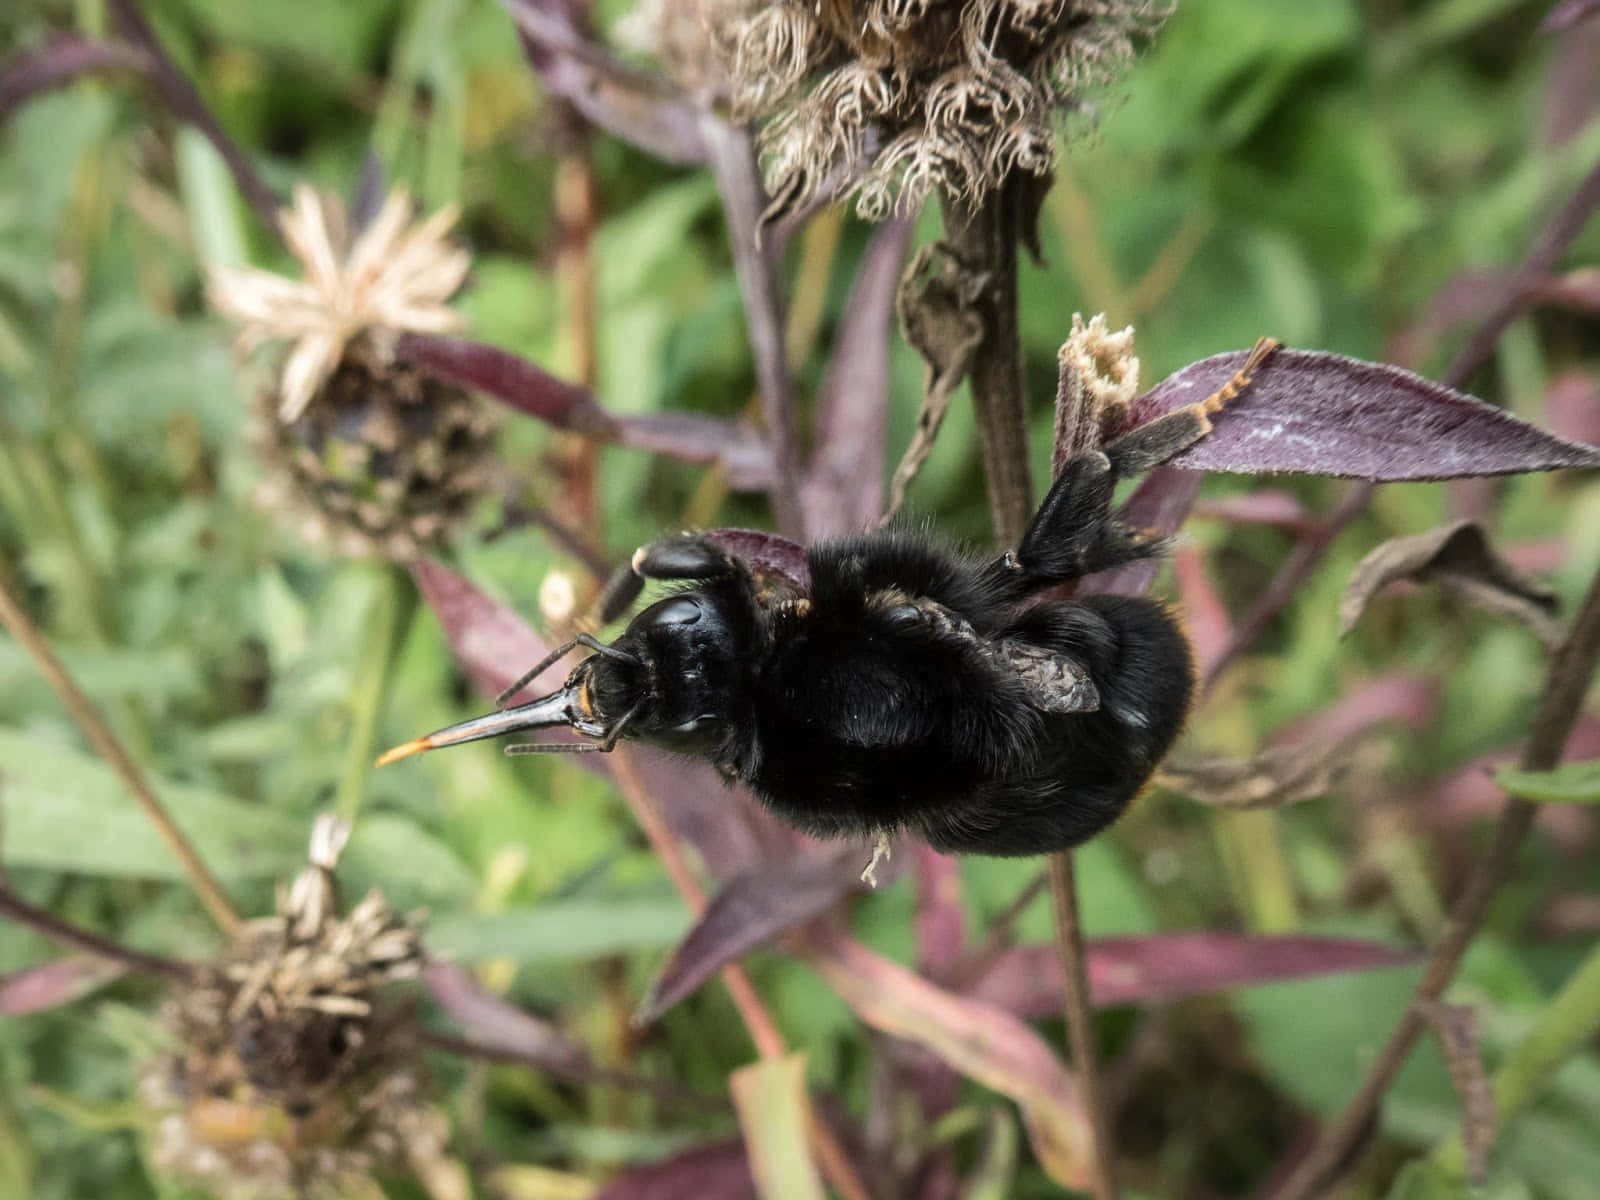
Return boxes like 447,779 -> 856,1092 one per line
375,737 -> 433,767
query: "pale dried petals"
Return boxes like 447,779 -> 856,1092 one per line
344,186 -> 418,293
278,329 -> 344,423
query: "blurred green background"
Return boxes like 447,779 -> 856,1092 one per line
2,0 -> 1598,1196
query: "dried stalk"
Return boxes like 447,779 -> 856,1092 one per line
0,569 -> 241,936
1274,559 -> 1600,1198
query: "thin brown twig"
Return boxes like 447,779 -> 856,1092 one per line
0,570 -> 241,936
605,750 -> 873,1200
0,37 -> 154,123
0,885 -> 192,982
1050,853 -> 1118,1200
949,869 -> 1048,989
1204,156 -> 1600,691
1273,558 -> 1600,1198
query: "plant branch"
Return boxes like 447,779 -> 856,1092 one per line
0,885 -> 192,982
941,188 -> 1034,545
0,570 -> 242,935
1273,557 -> 1600,1198
1204,156 -> 1600,690
1050,853 -> 1117,1200
0,37 -> 153,123
105,0 -> 282,231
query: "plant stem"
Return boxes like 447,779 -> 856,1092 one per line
0,884 -> 192,982
1050,853 -> 1118,1200
945,181 -> 1115,1195
334,564 -> 413,825
0,568 -> 241,937
941,189 -> 1034,546
1274,558 -> 1600,1199
605,749 -> 872,1200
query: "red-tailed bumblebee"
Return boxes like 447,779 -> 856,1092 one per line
378,341 -> 1279,856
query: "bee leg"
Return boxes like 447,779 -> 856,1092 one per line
1013,449 -> 1149,582
1105,336 -> 1281,476
597,535 -> 741,624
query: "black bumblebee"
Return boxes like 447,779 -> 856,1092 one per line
379,342 -> 1278,856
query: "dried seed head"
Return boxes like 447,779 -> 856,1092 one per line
1054,312 -> 1139,466
211,185 -> 496,561
616,0 -> 763,99
723,0 -> 1173,220
142,816 -> 441,1199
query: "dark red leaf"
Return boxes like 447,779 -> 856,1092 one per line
968,934 -> 1419,1018
614,413 -> 777,490
1172,546 -> 1232,678
1273,674 -> 1437,747
423,963 -> 590,1071
595,1140 -> 756,1200
398,332 -> 610,431
1133,349 -> 1600,480
913,845 -> 965,977
702,528 -> 810,589
0,956 -> 125,1015
1191,489 -> 1316,533
803,219 -> 913,536
1423,719 -> 1600,852
1082,467 -> 1202,597
503,0 -> 709,165
636,848 -> 864,1025
1545,367 -> 1600,448
1542,0 -> 1600,32
0,36 -> 151,125
622,748 -> 782,879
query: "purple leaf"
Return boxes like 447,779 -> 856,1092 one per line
636,847 -> 865,1025
398,332 -> 611,432
1542,0 -> 1600,32
913,845 -> 965,977
967,934 -> 1419,1018
1082,467 -> 1203,597
702,528 -> 810,589
502,0 -> 709,165
423,962 -> 588,1071
595,1141 -> 755,1200
0,956 -> 125,1015
1133,349 -> 1600,479
1191,489 -> 1317,534
623,748 -> 780,880
802,929 -> 1093,1190
802,219 -> 913,536
1171,546 -> 1232,678
1273,674 -> 1437,747
0,36 -> 151,126
1545,368 -> 1600,448
614,413 -> 777,490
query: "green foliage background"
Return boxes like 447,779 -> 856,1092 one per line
1,0 -> 1598,1196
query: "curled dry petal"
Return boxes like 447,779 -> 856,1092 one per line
1131,348 -> 1600,480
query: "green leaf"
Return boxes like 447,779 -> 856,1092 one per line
0,728 -> 303,880
729,1053 -> 827,1200
427,896 -> 690,963
1495,762 -> 1600,806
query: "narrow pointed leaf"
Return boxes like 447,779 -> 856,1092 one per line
1192,489 -> 1316,532
502,0 -> 709,165
967,933 -> 1419,1017
1132,349 -> 1600,479
913,844 -> 965,976
803,218 -> 913,535
595,1141 -> 755,1200
409,558 -> 565,702
1339,520 -> 1561,644
636,848 -> 864,1025
423,963 -> 589,1072
728,1054 -> 827,1200
0,957 -> 126,1016
802,930 -> 1092,1190
614,413 -> 777,489
702,529 -> 810,589
1083,467 -> 1202,596
1495,760 -> 1600,804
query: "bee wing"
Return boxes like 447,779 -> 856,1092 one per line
991,640 -> 1101,715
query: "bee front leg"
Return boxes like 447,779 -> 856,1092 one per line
596,535 -> 741,624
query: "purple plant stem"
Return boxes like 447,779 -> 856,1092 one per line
1205,157 -> 1600,691
105,0 -> 282,231
702,117 -> 806,539
0,887 -> 191,983
1273,559 -> 1600,1198
0,37 -> 152,124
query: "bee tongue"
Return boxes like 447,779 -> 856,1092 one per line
374,684 -> 579,766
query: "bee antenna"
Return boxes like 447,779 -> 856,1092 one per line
575,632 -> 641,666
504,741 -> 605,755
496,637 -> 583,708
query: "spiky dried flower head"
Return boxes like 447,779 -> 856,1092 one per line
724,0 -> 1173,221
210,185 -> 496,561
142,815 -> 443,1199
616,0 -> 761,99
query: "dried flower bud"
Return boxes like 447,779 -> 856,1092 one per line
142,816 -> 442,1199
210,185 -> 496,561
721,0 -> 1173,221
